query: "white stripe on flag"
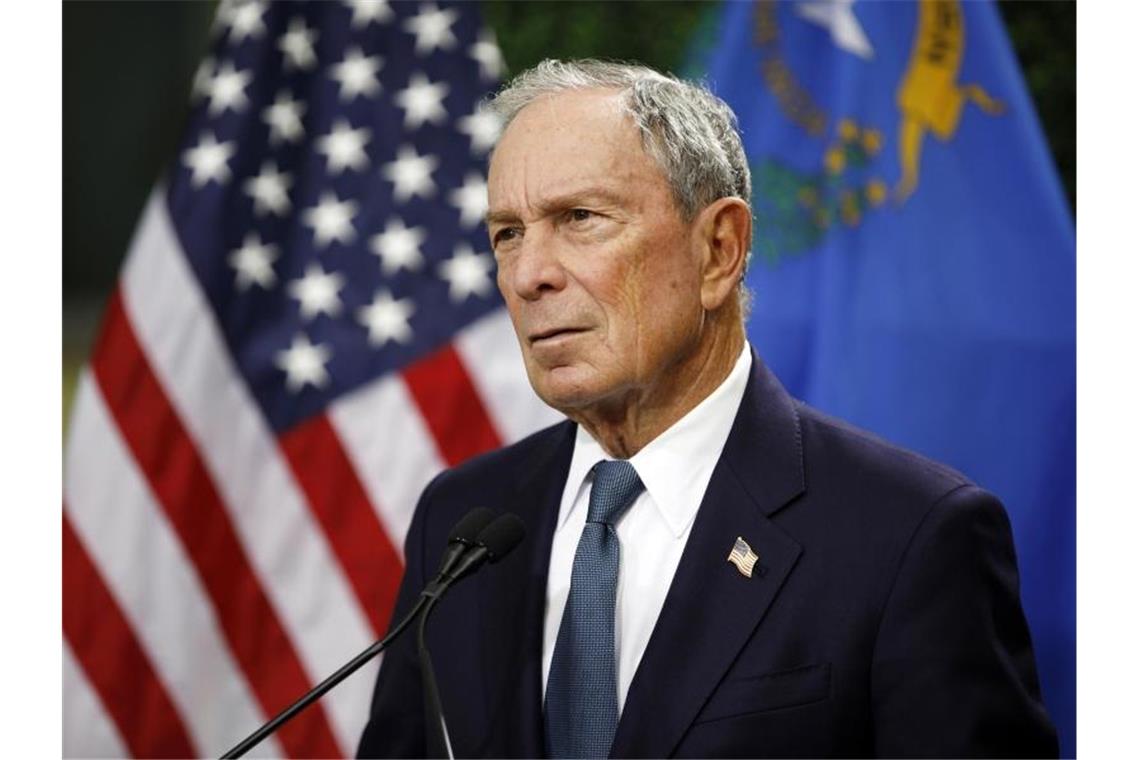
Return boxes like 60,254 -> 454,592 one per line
63,642 -> 129,759
455,309 -> 563,442
329,374 -> 445,558
120,189 -> 376,751
64,372 -> 284,758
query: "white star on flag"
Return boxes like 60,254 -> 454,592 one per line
275,333 -> 333,392
278,17 -> 319,71
448,173 -> 488,229
331,47 -> 383,101
205,61 -> 253,115
438,244 -> 494,302
345,0 -> 393,28
468,29 -> 504,82
218,0 -> 267,43
370,218 -> 427,275
316,120 -> 372,174
263,91 -> 307,145
358,290 -> 415,346
228,232 -> 279,291
183,132 -> 236,187
302,191 -> 359,247
381,145 -> 439,202
243,161 -> 292,217
288,263 -> 346,320
796,0 -> 874,60
403,3 -> 459,55
457,105 -> 501,155
394,73 -> 450,130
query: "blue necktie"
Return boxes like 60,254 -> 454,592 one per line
546,460 -> 645,759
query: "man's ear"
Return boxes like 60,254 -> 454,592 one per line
695,197 -> 752,311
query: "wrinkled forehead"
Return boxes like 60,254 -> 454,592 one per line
487,88 -> 664,207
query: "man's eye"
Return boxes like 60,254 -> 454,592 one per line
569,209 -> 593,222
492,228 -> 520,247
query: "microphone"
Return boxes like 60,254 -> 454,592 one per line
434,507 -> 495,579
418,514 -> 526,759
427,512 -> 526,594
220,508 -> 521,759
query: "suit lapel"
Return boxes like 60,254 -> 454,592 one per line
610,354 -> 807,758
477,421 -> 575,757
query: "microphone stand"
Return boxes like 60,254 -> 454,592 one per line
220,595 -> 429,759
417,590 -> 454,760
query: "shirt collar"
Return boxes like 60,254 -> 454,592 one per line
557,343 -> 753,537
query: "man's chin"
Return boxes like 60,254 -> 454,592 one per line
529,365 -> 607,414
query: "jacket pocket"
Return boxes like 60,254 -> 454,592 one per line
694,662 -> 831,724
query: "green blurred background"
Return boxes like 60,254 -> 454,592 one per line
62,0 -> 1075,429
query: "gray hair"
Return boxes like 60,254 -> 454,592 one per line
486,59 -> 752,222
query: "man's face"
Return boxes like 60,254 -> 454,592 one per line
487,89 -> 706,416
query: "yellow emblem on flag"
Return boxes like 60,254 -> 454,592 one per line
895,0 -> 1004,201
727,536 -> 759,578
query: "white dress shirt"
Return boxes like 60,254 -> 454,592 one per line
541,343 -> 753,712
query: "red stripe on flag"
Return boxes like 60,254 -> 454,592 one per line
90,289 -> 342,758
279,414 -> 403,636
63,511 -> 198,758
402,343 -> 503,466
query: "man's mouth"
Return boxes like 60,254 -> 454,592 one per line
528,327 -> 587,343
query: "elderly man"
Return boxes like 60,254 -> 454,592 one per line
358,60 -> 1056,758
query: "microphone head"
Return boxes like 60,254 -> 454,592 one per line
448,507 -> 496,544
476,513 -> 525,562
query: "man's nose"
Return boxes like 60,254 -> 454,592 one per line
505,229 -> 567,301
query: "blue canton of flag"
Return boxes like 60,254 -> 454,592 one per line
172,0 -> 504,432
693,0 -> 1075,753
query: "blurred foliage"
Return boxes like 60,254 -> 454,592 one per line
484,0 -> 711,77
63,356 -> 82,439
997,1 -> 1075,210
63,0 -> 216,295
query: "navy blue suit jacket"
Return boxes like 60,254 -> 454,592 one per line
358,354 -> 1057,757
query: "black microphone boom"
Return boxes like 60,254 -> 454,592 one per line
219,508 -> 520,759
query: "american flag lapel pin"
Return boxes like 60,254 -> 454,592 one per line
727,536 -> 759,578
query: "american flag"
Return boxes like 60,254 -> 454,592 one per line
725,536 -> 759,579
62,1 -> 558,756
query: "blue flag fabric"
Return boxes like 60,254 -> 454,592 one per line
694,1 -> 1074,753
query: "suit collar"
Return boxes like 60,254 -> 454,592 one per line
720,347 -> 805,517
610,351 -> 807,757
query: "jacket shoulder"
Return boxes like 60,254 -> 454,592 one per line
794,401 -> 974,506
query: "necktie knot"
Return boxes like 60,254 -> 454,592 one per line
587,460 -> 644,526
